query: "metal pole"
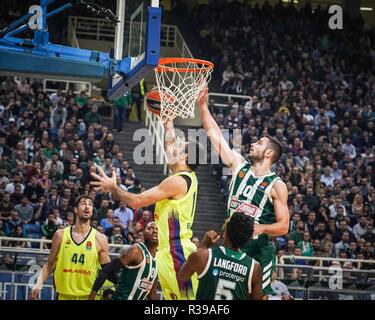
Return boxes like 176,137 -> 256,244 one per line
113,0 -> 126,86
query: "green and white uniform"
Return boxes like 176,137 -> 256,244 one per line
196,246 -> 256,300
112,243 -> 157,300
227,162 -> 281,295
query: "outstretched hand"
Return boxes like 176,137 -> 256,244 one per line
90,166 -> 117,193
197,86 -> 209,109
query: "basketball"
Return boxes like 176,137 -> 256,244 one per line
145,89 -> 162,116
146,89 -> 174,116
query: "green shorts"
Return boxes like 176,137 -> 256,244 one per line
242,241 -> 276,296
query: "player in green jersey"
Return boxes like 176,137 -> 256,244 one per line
197,87 -> 289,298
179,212 -> 263,300
88,222 -> 159,300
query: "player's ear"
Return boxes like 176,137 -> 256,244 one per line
265,148 -> 273,160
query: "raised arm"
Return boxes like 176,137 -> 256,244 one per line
29,229 -> 63,300
253,180 -> 290,237
91,167 -> 188,210
197,87 -> 245,170
164,119 -> 176,157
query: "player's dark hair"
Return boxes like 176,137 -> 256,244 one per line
74,195 -> 93,208
185,138 -> 206,171
264,134 -> 283,164
226,212 -> 254,249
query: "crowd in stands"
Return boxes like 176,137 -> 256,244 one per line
0,76 -> 155,256
189,1 -> 375,268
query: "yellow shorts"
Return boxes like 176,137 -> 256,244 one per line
155,242 -> 198,300
57,293 -> 88,300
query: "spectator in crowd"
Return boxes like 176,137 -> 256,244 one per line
0,220 -> 6,237
41,213 -> 58,241
11,225 -> 25,248
297,232 -> 313,257
136,210 -> 154,230
0,191 -> 13,222
112,92 -> 132,132
113,202 -> 134,230
353,216 -> 369,240
335,232 -> 351,257
362,224 -> 375,244
100,209 -> 114,232
14,196 -> 34,225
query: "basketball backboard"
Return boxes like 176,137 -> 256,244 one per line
0,0 -> 161,101
108,0 -> 161,100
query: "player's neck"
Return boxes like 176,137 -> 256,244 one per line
170,164 -> 191,174
145,242 -> 157,257
73,220 -> 91,234
223,239 -> 239,252
251,161 -> 272,176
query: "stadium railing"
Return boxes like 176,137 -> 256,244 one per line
279,255 -> 375,269
0,237 -> 167,300
275,263 -> 375,300
43,78 -> 92,96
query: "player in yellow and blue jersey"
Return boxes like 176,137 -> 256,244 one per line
91,119 -> 202,300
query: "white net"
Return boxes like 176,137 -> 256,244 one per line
154,58 -> 213,123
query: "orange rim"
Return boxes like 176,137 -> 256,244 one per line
156,57 -> 214,73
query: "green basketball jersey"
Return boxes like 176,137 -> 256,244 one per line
196,246 -> 256,300
227,162 -> 281,243
112,243 -> 157,300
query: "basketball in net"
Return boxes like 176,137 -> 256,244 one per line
154,58 -> 214,123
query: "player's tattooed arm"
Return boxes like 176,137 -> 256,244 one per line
29,229 -> 63,300
249,261 -> 263,300
197,87 -> 245,169
253,180 -> 289,237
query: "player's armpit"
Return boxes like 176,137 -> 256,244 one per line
249,261 -> 263,300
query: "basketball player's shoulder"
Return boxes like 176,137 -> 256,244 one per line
54,228 -> 65,240
95,229 -> 109,244
270,179 -> 287,197
51,228 -> 65,248
162,174 -> 188,191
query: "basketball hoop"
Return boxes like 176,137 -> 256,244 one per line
154,57 -> 214,123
